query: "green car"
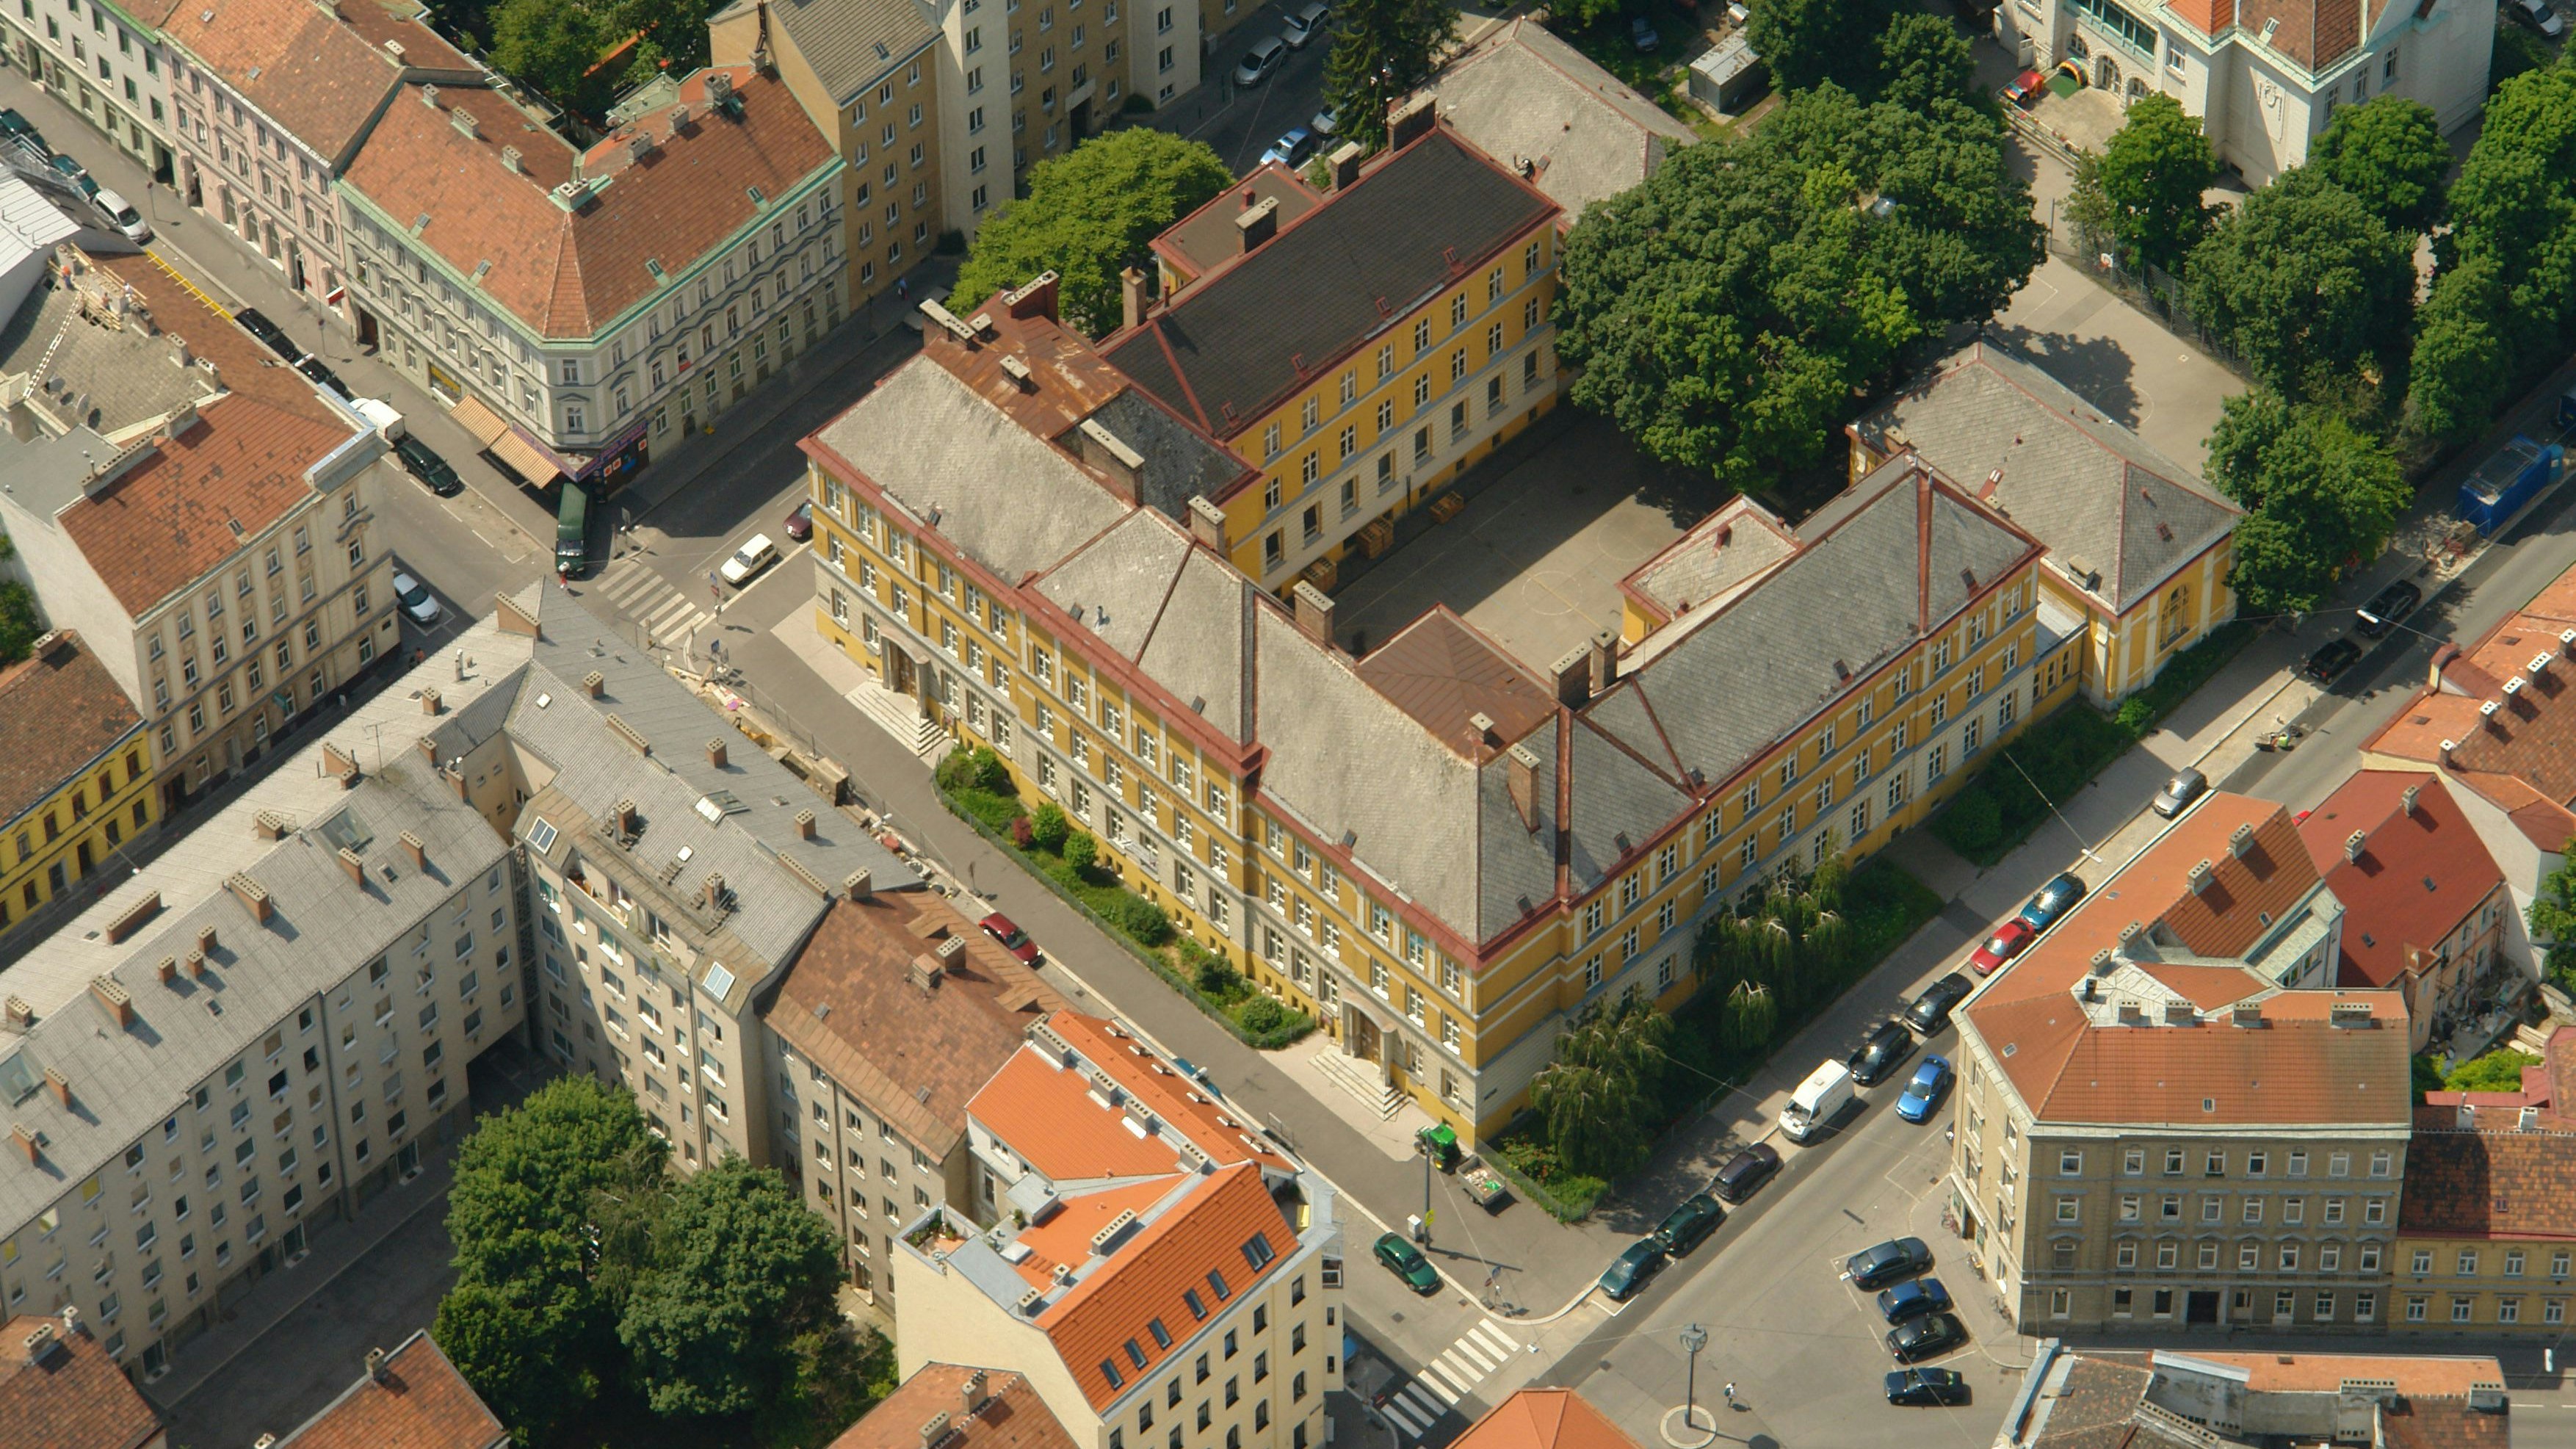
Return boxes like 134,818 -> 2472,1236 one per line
1374,1232 -> 1440,1295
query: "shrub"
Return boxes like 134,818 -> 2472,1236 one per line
1194,952 -> 1245,999
1115,894 -> 1173,947
1938,784 -> 2004,856
1008,814 -> 1034,848
1062,831 -> 1098,873
1237,997 -> 1287,1033
1029,803 -> 1070,851
2446,1047 -> 2539,1094
2114,696 -> 2157,734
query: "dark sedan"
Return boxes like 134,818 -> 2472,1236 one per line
1902,973 -> 1973,1035
394,434 -> 463,496
1848,1020 -> 1914,1085
1712,1143 -> 1780,1203
1651,1193 -> 1724,1257
1845,1237 -> 1932,1290
2356,579 -> 2421,639
1877,1276 -> 1953,1324
1885,1367 -> 1971,1406
1886,1312 -> 1969,1363
2304,637 -> 2362,684
296,355 -> 354,400
1597,1239 -> 1668,1301
234,308 -> 300,361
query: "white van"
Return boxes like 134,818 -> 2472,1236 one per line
1780,1060 -> 1855,1143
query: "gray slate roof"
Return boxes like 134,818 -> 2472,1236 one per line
1035,510 -> 1257,743
1417,18 -> 1698,227
725,0 -> 937,106
1852,342 -> 2240,614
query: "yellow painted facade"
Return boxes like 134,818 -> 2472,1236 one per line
0,713 -> 154,941
2393,1238 -> 2576,1332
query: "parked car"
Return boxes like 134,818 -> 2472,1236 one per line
980,911 -> 1039,965
1886,1313 -> 1969,1363
391,571 -> 442,627
1885,1367 -> 1971,1406
784,500 -> 813,542
1629,12 -> 1661,49
1596,1239 -> 1668,1301
233,308 -> 300,361
2152,766 -> 2209,819
1844,1237 -> 1932,1290
2356,579 -> 2420,638
1895,1056 -> 1952,1124
720,532 -> 780,585
1260,126 -> 1320,169
0,109 -> 37,142
2515,0 -> 2565,33
2016,872 -> 2088,931
88,188 -> 151,242
1651,1193 -> 1724,1257
1848,1020 -> 1914,1085
1281,1 -> 1331,46
1234,37 -> 1288,85
1309,106 -> 1341,137
47,153 -> 97,198
1375,1232 -> 1440,1294
1902,973 -> 1973,1034
2304,637 -> 2362,684
1712,1143 -> 1781,1203
296,355 -> 353,400
1876,1277 -> 1953,1324
1967,919 -> 2035,976
1781,1060 -> 1854,1142
394,434 -> 463,496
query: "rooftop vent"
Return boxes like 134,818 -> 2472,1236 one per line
2185,859 -> 2213,895
1091,1208 -> 1140,1254
2329,1000 -> 2376,1028
921,1412 -> 955,1449
2229,823 -> 2255,858
2231,1000 -> 2264,1028
2345,829 -> 2368,863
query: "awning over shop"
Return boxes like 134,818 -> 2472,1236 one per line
447,393 -> 510,449
446,393 -> 568,486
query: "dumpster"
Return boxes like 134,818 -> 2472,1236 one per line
2458,436 -> 2564,535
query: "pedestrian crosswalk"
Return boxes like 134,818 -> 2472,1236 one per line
593,559 -> 712,648
1381,1321 -> 1524,1435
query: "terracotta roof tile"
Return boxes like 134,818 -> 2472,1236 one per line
829,1367 -> 1077,1449
342,68 -> 835,339
971,1048 -> 1194,1182
2366,563 -> 2576,841
161,0 -> 418,162
2378,1396 -> 2512,1449
2298,773 -> 2504,990
2399,1130 -> 2576,1240
0,634 -> 142,828
0,1317 -> 162,1449
1354,608 -> 1557,763
270,1331 -> 505,1449
1450,1390 -> 1643,1449
1042,1013 -> 1292,1174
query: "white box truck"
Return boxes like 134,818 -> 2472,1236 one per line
1781,1060 -> 1854,1142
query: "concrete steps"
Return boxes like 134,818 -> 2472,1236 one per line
1311,1046 -> 1404,1120
847,676 -> 944,761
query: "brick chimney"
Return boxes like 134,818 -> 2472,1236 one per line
104,890 -> 162,944
338,847 -> 366,886
1590,629 -> 1619,692
795,809 -> 817,840
253,809 -> 294,841
4,997 -> 31,1029
1549,645 -> 1591,707
1505,743 -> 1542,831
1187,496 -> 1229,553
43,1068 -> 69,1108
707,738 -> 729,769
1121,267 -> 1148,331
1003,270 -> 1061,321
1328,140 -> 1364,190
156,956 -> 178,986
420,687 -> 442,715
399,830 -> 427,870
1074,419 -> 1144,503
366,1346 -> 388,1383
583,670 -> 606,698
1291,581 -> 1334,647
1387,95 -> 1437,150
844,869 -> 873,901
10,1125 -> 36,1165
90,976 -> 134,1028
1234,196 -> 1279,253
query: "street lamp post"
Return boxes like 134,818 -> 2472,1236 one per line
1416,1136 -> 1433,1246
1679,1323 -> 1710,1437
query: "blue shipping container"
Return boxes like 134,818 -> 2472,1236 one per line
2459,436 -> 2564,535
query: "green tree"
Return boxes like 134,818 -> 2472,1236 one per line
951,129 -> 1233,336
0,582 -> 38,665
1528,997 -> 1674,1177
2063,151 -> 2117,254
1871,12 -> 1977,112
2204,389 -> 2412,614
2530,838 -> 2576,988
618,1158 -> 844,1418
2407,255 -> 2515,444
1745,0 -> 1903,96
1062,830 -> 1099,872
2442,68 -> 2576,386
1554,84 -> 2037,488
2308,95 -> 2451,236
1721,980 -> 1776,1053
1320,0 -> 1459,153
1029,801 -> 1070,850
2410,1053 -> 2447,1099
2096,93 -> 2217,273
2445,1047 -> 2541,1093
435,1270 -> 605,1448
487,0 -> 616,106
2184,167 -> 2416,404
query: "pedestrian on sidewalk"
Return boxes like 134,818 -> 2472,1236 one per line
1721,1383 -> 1737,1409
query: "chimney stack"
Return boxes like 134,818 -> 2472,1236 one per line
1234,196 -> 1279,253
1469,712 -> 1499,749
501,145 -> 524,173
1505,743 -> 1542,831
844,869 -> 874,901
1121,267 -> 1148,330
90,976 -> 134,1029
963,1368 -> 989,1411
2345,829 -> 2368,864
2185,859 -> 2213,895
2,997 -> 29,1029
254,809 -> 294,841
1549,645 -> 1591,707
1387,95 -> 1437,149
104,889 -> 162,944
1328,140 -> 1364,190
1590,629 -> 1619,693
420,687 -> 442,715
399,830 -> 427,870
584,670 -> 606,698
366,1346 -> 388,1383
2232,999 -> 2265,1027
703,871 -> 727,908
1187,496 -> 1228,553
2402,783 -> 2421,817
1291,581 -> 1335,647
707,738 -> 728,769
795,809 -> 817,840
2229,822 -> 2256,859
921,1413 -> 954,1449
43,1068 -> 69,1108
451,106 -> 479,139
156,956 -> 178,987
2088,947 -> 2115,977
1075,419 -> 1145,502
338,847 -> 366,886
10,1124 -> 35,1165
1004,270 -> 1062,321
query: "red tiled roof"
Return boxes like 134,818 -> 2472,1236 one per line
2367,563 -> 2576,842
1043,1013 -> 1292,1174
271,1331 -> 505,1449
1041,1163 -> 1295,1412
1452,1391 -> 1642,1449
0,1318 -> 162,1449
1010,1178 -> 1184,1291
971,1048 -> 1193,1182
2298,773 -> 2505,990
2397,1130 -> 2576,1241
88,253 -> 344,430
0,634 -> 142,828
57,394 -> 353,618
341,68 -> 834,339
161,0 -> 440,162
830,1367 -> 1077,1449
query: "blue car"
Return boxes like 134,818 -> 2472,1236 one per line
2016,872 -> 2087,931
1260,126 -> 1320,169
1877,1276 -> 1953,1324
1895,1055 -> 1951,1123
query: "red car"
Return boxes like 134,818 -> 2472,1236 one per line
1967,919 -> 2035,976
784,501 -> 814,542
980,912 -> 1038,964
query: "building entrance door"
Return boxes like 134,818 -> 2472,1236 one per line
2186,1290 -> 2220,1324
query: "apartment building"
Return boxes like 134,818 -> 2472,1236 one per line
1989,0 -> 2492,185
1408,19 -> 1698,226
503,585 -> 916,1173
337,66 -> 843,485
803,261 -> 2053,1134
2298,772 -> 2519,1054
895,1010 -> 1342,1449
0,0 -> 176,180
0,632 -> 155,941
158,0 -> 481,317
0,1309 -> 164,1449
2395,1121 -> 2576,1334
0,248 -> 397,814
709,0 -> 945,306
0,619 -> 534,1380
828,1363 -> 1078,1449
263,1330 -> 507,1448
1100,112 -> 1562,595
760,885 -> 1064,1303
1998,1341 -> 2510,1448
1850,342 -> 2242,705
1949,792 -> 2412,1336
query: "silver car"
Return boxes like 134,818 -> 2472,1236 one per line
2151,767 -> 2207,819
391,571 -> 441,627
1233,36 -> 1287,85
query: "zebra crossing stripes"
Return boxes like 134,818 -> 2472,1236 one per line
594,560 -> 712,645
1422,1320 -> 1522,1401
1377,1378 -> 1450,1437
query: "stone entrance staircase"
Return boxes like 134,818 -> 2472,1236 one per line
1311,1046 -> 1404,1120
847,676 -> 944,760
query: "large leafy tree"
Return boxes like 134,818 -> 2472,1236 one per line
0,581 -> 37,666
951,129 -> 1232,337
2204,389 -> 2412,615
618,1159 -> 845,1417
1871,12 -> 1978,112
486,0 -> 718,111
1320,0 -> 1459,152
2184,166 -> 2416,404
2407,256 -> 2515,445
1745,0 -> 1905,96
2532,839 -> 2576,989
2442,69 -> 2576,380
1555,80 -> 2038,488
2096,93 -> 2217,273
1528,996 -> 1674,1177
2307,95 -> 2452,236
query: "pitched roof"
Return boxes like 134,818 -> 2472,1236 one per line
1353,607 -> 1557,763
765,890 -> 1064,1158
2297,773 -> 2504,990
1850,343 -> 2240,615
0,633 -> 142,831
1032,510 -> 1262,745
1414,18 -> 1696,225
0,1318 -> 161,1449
162,0 -> 472,165
1450,1390 -> 1643,1449
1101,126 -> 1557,438
2398,1130 -> 2576,1240
742,0 -> 936,105
1619,496 -> 1797,623
2229,0 -> 2365,70
1152,163 -> 1322,288
270,1330 -> 508,1449
342,68 -> 836,339
829,1367 -> 1078,1449
1958,793 -> 2412,1127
